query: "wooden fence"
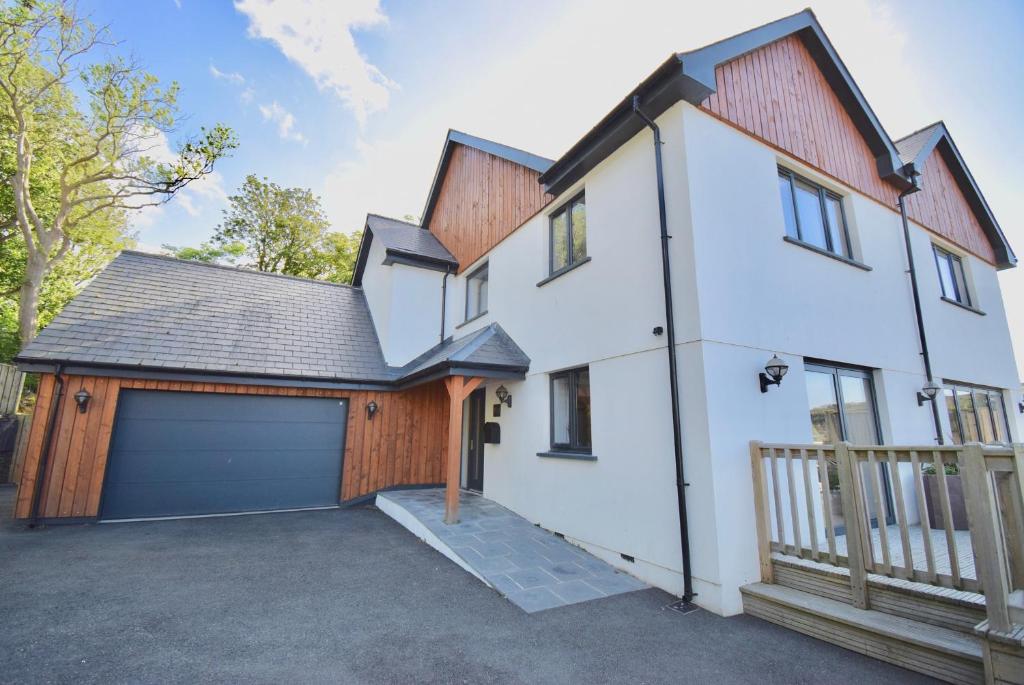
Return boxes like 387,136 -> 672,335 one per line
750,441 -> 1024,633
0,363 -> 23,416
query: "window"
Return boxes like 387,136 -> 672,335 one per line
464,262 -> 488,321
804,362 -> 881,444
550,367 -> 591,452
943,383 -> 1009,445
933,245 -> 971,306
549,193 -> 586,274
778,168 -> 851,258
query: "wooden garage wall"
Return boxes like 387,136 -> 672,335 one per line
699,34 -> 997,264
426,143 -> 552,272
14,375 -> 450,520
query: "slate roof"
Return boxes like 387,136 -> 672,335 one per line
17,251 -> 531,385
398,323 -> 530,383
17,251 -> 395,382
895,122 -> 943,167
366,214 -> 457,265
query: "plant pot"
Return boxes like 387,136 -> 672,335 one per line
923,474 -> 970,530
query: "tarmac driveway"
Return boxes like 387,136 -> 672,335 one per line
0,485 -> 931,684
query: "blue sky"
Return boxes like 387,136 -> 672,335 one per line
78,0 -> 1024,375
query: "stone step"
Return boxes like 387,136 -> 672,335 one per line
742,582 -> 983,685
771,553 -> 987,635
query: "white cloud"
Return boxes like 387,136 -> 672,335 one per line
234,0 -> 396,125
259,101 -> 307,144
240,86 -> 255,104
209,64 -> 246,84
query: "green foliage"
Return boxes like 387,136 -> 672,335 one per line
921,461 -> 960,476
162,241 -> 246,265
0,0 -> 237,350
210,175 -> 360,283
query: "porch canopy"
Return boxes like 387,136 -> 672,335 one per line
398,324 -> 530,524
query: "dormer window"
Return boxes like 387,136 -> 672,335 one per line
933,245 -> 971,307
464,262 -> 488,322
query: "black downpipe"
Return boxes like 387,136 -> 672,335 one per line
440,266 -> 451,343
632,96 -> 694,602
29,363 -> 65,527
898,171 -> 943,445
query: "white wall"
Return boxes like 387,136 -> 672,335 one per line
676,102 -> 1021,613
360,237 -> 446,367
364,99 -> 1020,618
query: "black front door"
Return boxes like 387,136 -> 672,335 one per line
465,388 -> 485,492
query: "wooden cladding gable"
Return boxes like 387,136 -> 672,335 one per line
14,376 -> 450,520
904,146 -> 996,263
699,34 -> 998,265
426,143 -> 552,272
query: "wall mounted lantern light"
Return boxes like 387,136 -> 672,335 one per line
366,400 -> 379,420
759,355 -> 789,393
916,380 -> 941,407
1018,400 -> 1024,415
495,385 -> 512,408
74,388 -> 91,413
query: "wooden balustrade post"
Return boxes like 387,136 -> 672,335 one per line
835,442 -> 869,609
961,443 -> 1012,633
749,441 -> 774,583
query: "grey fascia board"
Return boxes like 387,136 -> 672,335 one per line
933,132 -> 1016,269
18,357 -> 529,392
13,360 -> 396,391
382,248 -> 457,272
539,9 -> 912,197
351,225 -> 374,286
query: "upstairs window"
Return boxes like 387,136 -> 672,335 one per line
933,245 -> 971,307
550,367 -> 591,453
464,262 -> 488,321
550,192 -> 586,275
778,168 -> 851,259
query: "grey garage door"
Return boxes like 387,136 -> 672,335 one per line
101,390 -> 347,520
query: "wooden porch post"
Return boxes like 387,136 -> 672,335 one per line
443,375 -> 483,524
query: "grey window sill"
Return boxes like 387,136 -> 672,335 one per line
456,310 -> 489,329
536,256 -> 592,287
537,450 -> 597,462
783,236 -> 871,271
941,296 -> 985,316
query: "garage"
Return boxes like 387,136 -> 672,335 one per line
100,390 -> 348,520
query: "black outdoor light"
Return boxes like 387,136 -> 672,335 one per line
74,388 -> 91,413
917,380 -> 941,407
759,355 -> 789,393
366,400 -> 378,420
495,385 -> 512,408
1019,399 -> 1024,415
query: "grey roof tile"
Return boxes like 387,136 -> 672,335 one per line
18,251 -> 395,382
398,323 -> 530,380
365,214 -> 457,265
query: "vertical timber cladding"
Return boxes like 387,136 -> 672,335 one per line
426,143 -> 553,273
700,34 -> 997,265
13,375 -> 450,519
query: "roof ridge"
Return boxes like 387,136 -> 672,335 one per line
120,250 -> 362,290
447,128 -> 554,167
365,212 -> 421,228
895,121 -> 945,143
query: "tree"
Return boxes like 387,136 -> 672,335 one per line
212,174 -> 357,282
0,1 -> 237,347
162,240 -> 245,265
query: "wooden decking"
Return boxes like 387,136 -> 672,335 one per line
835,525 -> 977,582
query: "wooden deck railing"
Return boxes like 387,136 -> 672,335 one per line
750,441 -> 1024,632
